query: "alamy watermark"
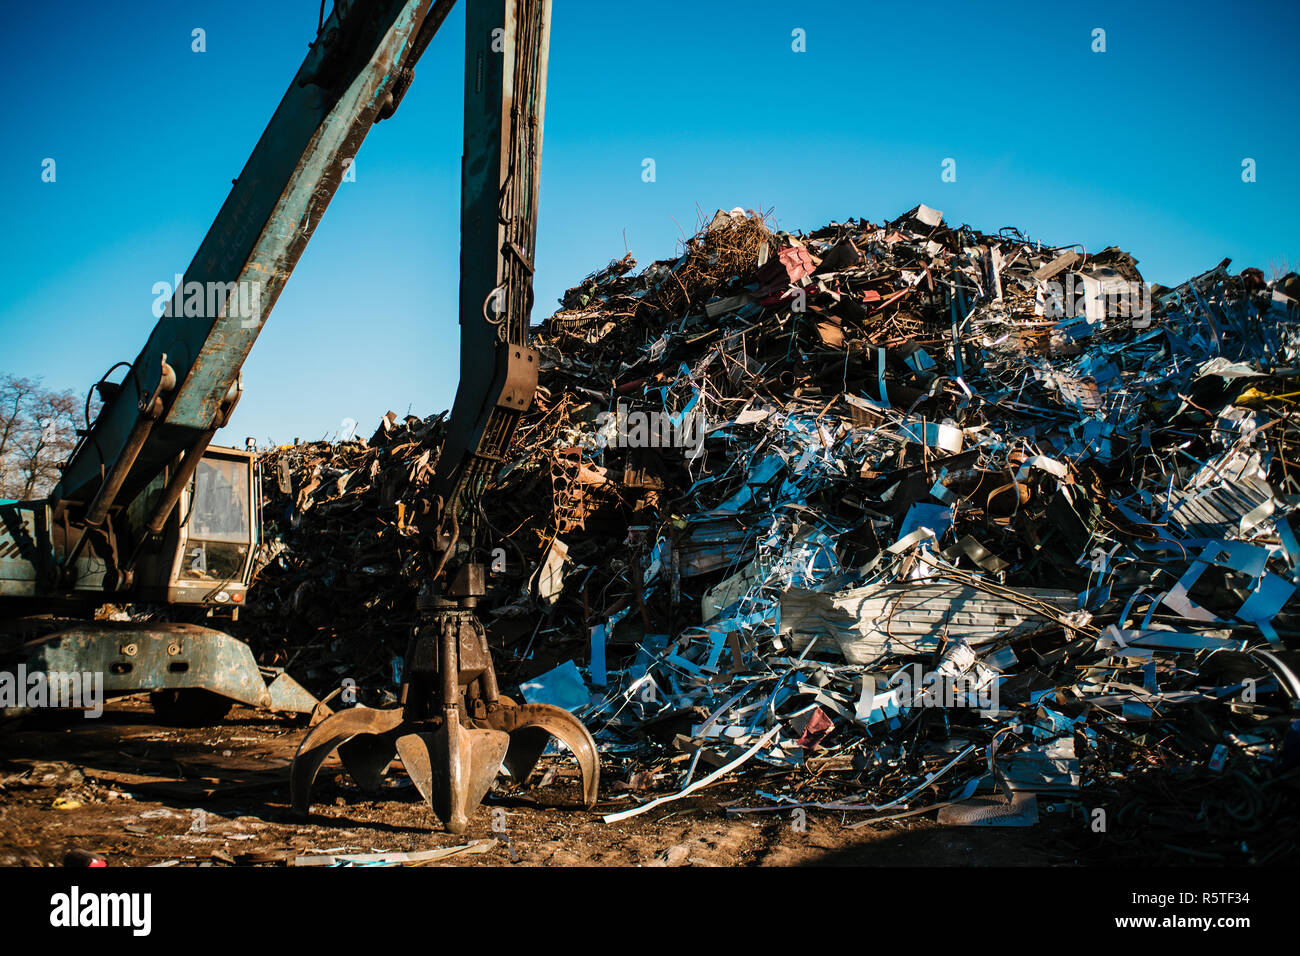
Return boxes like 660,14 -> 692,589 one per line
878,662 -> 999,716
1041,274 -> 1154,325
596,401 -> 705,454
50,886 -> 151,936
0,666 -> 104,717
152,274 -> 264,328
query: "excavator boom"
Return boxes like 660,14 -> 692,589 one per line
57,0 -> 453,522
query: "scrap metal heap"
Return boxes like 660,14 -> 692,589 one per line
243,204 -> 1300,859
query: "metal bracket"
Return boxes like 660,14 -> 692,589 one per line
494,344 -> 538,411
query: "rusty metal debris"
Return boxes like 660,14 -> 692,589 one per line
240,205 -> 1300,861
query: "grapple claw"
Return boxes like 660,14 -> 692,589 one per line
394,732 -> 437,806
289,608 -> 602,831
397,709 -> 509,833
290,705 -> 405,816
337,733 -> 398,793
480,702 -> 600,809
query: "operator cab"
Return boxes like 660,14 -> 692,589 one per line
128,445 -> 260,609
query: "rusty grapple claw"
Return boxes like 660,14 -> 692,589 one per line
476,698 -> 600,809
290,705 -> 404,815
395,709 -> 509,834
290,608 -> 599,832
291,699 -> 598,831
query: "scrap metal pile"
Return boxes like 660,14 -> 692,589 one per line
247,205 -> 1300,860
238,412 -> 447,693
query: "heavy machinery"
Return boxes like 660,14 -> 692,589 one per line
0,442 -> 317,722
1,0 -> 598,832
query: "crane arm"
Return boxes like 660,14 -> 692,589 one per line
54,0 -> 455,530
429,0 -> 550,595
41,0 -> 546,609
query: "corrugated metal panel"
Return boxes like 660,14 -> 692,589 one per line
1167,474 -> 1272,538
781,580 -> 1078,665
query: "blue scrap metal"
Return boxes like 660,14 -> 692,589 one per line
246,206 -> 1300,859
483,206 -> 1300,857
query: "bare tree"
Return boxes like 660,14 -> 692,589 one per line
0,375 -> 38,494
0,374 -> 83,500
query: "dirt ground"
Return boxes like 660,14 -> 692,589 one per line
0,699 -> 1087,867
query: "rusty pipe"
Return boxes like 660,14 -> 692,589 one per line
430,499 -> 460,583
477,627 -> 501,704
144,379 -> 240,535
440,615 -> 460,708
83,359 -> 176,528
144,423 -> 219,535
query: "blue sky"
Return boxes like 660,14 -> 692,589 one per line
2,0 -> 1296,446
